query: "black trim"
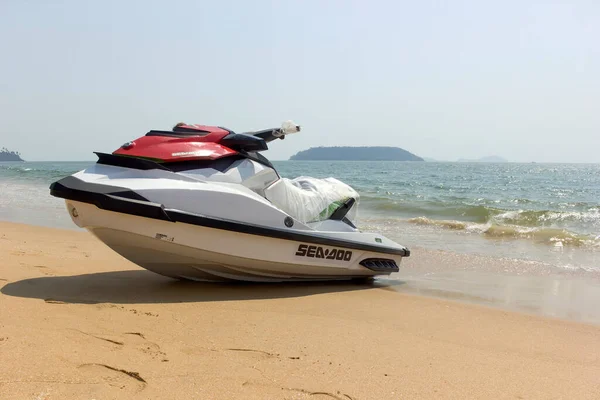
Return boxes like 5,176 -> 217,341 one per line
49,177 -> 410,257
50,176 -> 149,200
50,179 -> 172,221
341,216 -> 357,229
145,129 -> 210,138
96,152 -> 171,171
163,156 -> 245,173
329,198 -> 356,221
242,128 -> 286,143
359,258 -> 400,272
95,152 -> 250,174
219,133 -> 268,152
241,151 -> 277,171
173,126 -> 211,134
94,149 -> 276,174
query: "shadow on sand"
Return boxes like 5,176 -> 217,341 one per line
1,269 -> 405,305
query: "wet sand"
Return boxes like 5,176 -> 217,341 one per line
1,221 -> 599,399
389,247 -> 600,325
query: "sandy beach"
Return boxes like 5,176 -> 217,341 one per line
1,221 -> 599,399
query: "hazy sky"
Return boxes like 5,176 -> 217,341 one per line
1,0 -> 598,162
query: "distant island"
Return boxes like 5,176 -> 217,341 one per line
0,148 -> 24,162
290,146 -> 424,161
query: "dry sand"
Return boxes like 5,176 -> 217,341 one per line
1,221 -> 599,399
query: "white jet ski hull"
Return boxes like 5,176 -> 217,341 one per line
64,200 -> 405,282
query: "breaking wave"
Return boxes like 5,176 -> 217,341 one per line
359,194 -> 600,248
362,195 -> 598,222
406,217 -> 600,248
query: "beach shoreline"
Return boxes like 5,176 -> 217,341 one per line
1,221 -> 599,399
4,215 -> 599,324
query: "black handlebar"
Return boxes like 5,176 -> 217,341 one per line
244,126 -> 300,143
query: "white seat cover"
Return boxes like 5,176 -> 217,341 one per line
264,176 -> 359,224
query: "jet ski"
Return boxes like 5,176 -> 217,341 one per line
49,121 -> 410,282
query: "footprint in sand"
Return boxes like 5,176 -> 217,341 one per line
77,363 -> 146,393
184,346 -> 302,363
224,348 -> 304,362
72,329 -> 124,346
124,332 -> 168,361
17,263 -> 55,276
242,382 -> 355,400
72,329 -> 168,362
224,348 -> 280,358
94,304 -> 159,317
74,333 -> 168,392
32,265 -> 55,276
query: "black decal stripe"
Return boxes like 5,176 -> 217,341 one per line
51,176 -> 149,200
49,177 -> 410,257
95,152 -> 171,171
50,179 -> 172,222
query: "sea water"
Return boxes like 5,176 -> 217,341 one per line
1,160 -> 599,275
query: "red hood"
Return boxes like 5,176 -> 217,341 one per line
112,125 -> 237,162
